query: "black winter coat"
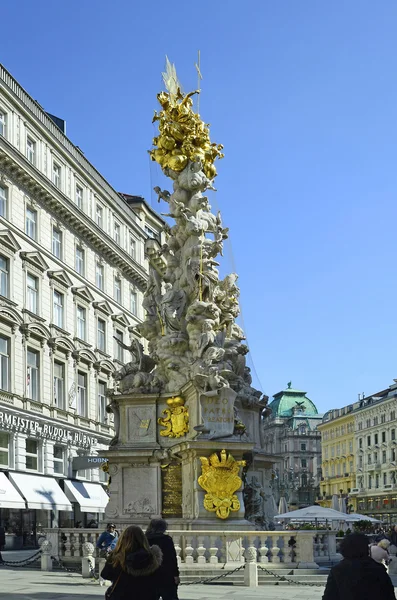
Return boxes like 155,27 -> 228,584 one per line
0,527 -> 5,548
146,532 -> 179,585
101,544 -> 162,600
322,557 -> 396,600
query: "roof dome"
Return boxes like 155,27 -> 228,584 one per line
268,383 -> 318,418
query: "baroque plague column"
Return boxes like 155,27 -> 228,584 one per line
104,60 -> 275,529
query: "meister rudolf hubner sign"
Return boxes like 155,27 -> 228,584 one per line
0,409 -> 98,448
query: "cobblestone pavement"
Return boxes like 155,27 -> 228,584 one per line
1,566 -> 396,600
0,567 -> 326,600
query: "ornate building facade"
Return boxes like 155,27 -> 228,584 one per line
0,63 -> 163,546
317,407 -> 356,512
263,384 -> 322,509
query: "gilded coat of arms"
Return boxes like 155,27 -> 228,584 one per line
158,397 -> 189,438
198,449 -> 246,519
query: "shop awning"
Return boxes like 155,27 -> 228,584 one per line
9,473 -> 72,512
0,472 -> 26,509
63,480 -> 109,513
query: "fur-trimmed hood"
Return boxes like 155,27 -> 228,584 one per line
124,544 -> 162,577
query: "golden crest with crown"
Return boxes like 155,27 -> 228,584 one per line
158,396 -> 189,438
198,450 -> 246,519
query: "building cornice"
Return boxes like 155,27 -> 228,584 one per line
0,63 -> 154,232
0,138 -> 148,289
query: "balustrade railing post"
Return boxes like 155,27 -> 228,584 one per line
185,535 -> 194,565
294,532 -> 319,569
244,535 -> 258,588
40,540 -> 52,571
270,535 -> 281,565
197,536 -> 206,564
258,536 -> 269,563
81,542 -> 95,578
209,535 -> 219,564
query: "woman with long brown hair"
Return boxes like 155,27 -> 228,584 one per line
101,525 -> 162,600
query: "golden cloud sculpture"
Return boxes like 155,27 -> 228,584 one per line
198,450 -> 246,519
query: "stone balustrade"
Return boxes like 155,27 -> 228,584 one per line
43,528 -> 339,571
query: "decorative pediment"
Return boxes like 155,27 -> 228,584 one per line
48,336 -> 76,354
20,251 -> 49,273
111,312 -> 130,327
72,348 -> 97,366
93,301 -> 113,316
0,303 -> 23,329
20,322 -> 51,341
48,270 -> 73,289
0,229 -> 21,253
72,286 -> 95,303
94,359 -> 115,374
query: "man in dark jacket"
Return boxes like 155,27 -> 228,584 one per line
0,525 -> 5,564
323,533 -> 396,600
146,519 -> 179,600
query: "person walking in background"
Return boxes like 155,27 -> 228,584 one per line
371,538 -> 392,568
97,523 -> 119,558
146,519 -> 180,600
390,525 -> 397,548
322,533 -> 396,600
101,525 -> 162,600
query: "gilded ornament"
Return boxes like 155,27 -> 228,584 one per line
158,396 -> 189,438
149,63 -> 224,179
198,449 -> 246,519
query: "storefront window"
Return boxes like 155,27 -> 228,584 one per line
26,439 -> 38,471
391,497 -> 397,509
0,431 -> 9,466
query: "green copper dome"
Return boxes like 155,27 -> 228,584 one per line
269,383 -> 318,418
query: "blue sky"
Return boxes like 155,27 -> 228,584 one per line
2,1 -> 397,413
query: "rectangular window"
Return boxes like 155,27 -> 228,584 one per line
374,451 -> 378,462
358,422 -> 362,431
0,335 -> 10,391
130,237 -> 136,260
130,291 -> 137,315
26,439 -> 39,471
368,454 -> 372,464
376,474 -> 379,488
374,417 -> 378,426
53,361 -> 65,409
0,255 -> 8,297
368,475 -> 372,489
97,319 -> 106,352
96,204 -> 103,228
300,443 -> 306,451
27,349 -> 39,401
98,381 -> 107,423
76,305 -> 86,340
0,185 -> 7,217
367,435 -> 371,447
393,448 -> 396,462
392,429 -> 396,441
77,372 -> 87,417
52,162 -> 61,188
374,433 -> 379,445
52,228 -> 62,258
391,411 -> 396,421
114,330 -> 123,362
75,185 -> 83,209
26,137 -> 36,165
301,459 -> 307,468
75,246 -> 84,275
349,441 -> 353,453
96,262 -> 104,290
53,445 -> 65,475
384,473 -> 387,486
26,207 -> 37,239
381,414 -> 386,424
0,432 -> 9,466
27,273 -> 38,314
53,290 -> 63,327
114,277 -> 121,303
0,111 -> 6,137
382,431 -> 386,443
114,222 -> 120,245
359,455 -> 363,468
382,450 -> 387,463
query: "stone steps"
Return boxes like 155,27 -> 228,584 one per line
179,567 -> 330,586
